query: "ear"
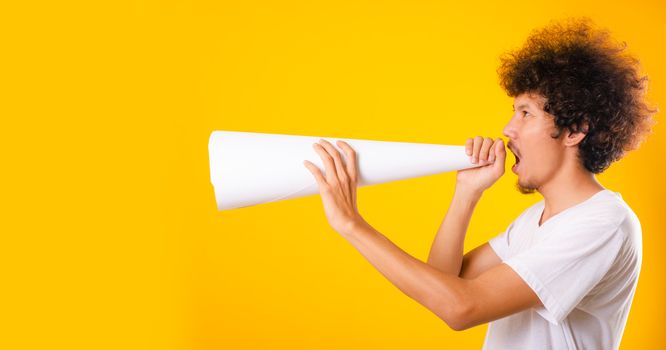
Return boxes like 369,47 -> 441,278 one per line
563,122 -> 589,147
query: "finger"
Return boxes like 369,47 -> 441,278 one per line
312,142 -> 337,183
488,139 -> 497,163
491,138 -> 506,174
318,139 -> 349,184
494,138 -> 506,164
465,138 -> 473,157
472,136 -> 483,163
336,140 -> 358,184
336,140 -> 359,204
303,160 -> 328,187
479,137 -> 493,164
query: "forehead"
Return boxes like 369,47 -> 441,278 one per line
513,93 -> 547,110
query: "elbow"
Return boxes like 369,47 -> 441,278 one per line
436,295 -> 477,332
423,273 -> 480,331
445,305 -> 474,331
446,319 -> 466,332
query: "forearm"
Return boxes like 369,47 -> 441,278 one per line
426,186 -> 482,275
340,219 -> 472,329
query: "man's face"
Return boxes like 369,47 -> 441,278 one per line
503,93 -> 565,194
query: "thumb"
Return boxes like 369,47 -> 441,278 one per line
493,138 -> 506,168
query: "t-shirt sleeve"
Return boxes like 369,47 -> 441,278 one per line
488,222 -> 513,261
503,216 -> 626,325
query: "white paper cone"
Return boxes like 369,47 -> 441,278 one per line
208,131 -> 482,210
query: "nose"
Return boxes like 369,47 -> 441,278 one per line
503,114 -> 518,139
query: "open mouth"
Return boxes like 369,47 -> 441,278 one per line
508,142 -> 521,174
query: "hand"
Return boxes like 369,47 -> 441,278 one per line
456,136 -> 506,195
304,139 -> 366,235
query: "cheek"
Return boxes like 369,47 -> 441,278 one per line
524,121 -> 559,150
526,142 -> 563,176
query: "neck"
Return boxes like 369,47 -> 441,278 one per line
537,161 -> 605,224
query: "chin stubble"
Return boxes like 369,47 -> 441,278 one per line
516,180 -> 537,194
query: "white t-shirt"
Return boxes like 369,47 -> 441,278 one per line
484,189 -> 642,350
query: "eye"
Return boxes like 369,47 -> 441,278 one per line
522,111 -> 530,118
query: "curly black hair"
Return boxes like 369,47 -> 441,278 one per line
497,17 -> 657,173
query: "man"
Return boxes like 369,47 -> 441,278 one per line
303,18 -> 655,349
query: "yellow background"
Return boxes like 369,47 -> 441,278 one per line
2,1 -> 664,349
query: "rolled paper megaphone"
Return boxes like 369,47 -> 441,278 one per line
208,131 -> 482,210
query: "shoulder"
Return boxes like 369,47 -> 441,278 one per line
583,190 -> 638,227
602,190 -> 642,253
565,189 -> 641,242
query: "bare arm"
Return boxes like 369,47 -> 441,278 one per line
426,187 -> 481,275
343,219 -> 541,330
304,138 -> 526,331
427,136 -> 506,277
460,243 -> 502,279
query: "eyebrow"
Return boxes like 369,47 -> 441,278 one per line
512,104 -> 531,111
